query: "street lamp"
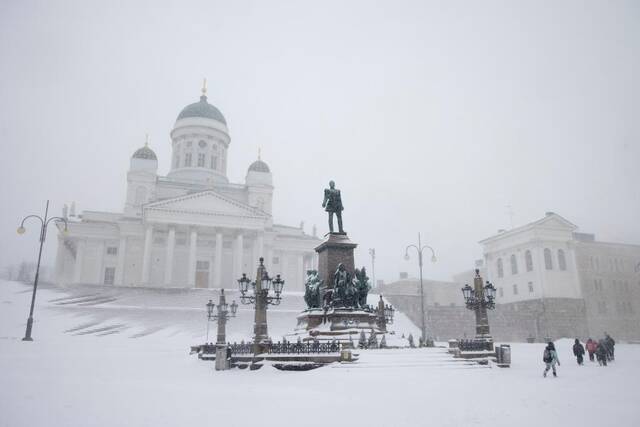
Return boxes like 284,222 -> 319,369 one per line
404,232 -> 436,347
375,295 -> 394,331
237,257 -> 284,356
205,289 -> 238,344
17,200 -> 68,341
461,269 -> 496,348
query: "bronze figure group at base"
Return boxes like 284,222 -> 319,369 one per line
304,264 -> 371,310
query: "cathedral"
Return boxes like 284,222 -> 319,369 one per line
54,85 -> 320,290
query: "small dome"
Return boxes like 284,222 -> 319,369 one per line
177,95 -> 227,124
132,145 -> 157,160
248,159 -> 270,173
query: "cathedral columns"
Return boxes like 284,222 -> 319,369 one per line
115,236 -> 127,286
187,228 -> 197,288
214,231 -> 223,288
141,225 -> 153,284
296,253 -> 304,292
164,226 -> 176,286
73,238 -> 85,284
233,232 -> 244,282
266,246 -> 274,274
95,240 -> 105,284
252,232 -> 264,270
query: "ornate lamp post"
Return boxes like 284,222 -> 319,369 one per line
461,269 -> 497,348
205,289 -> 238,344
375,295 -> 394,332
17,200 -> 68,341
404,233 -> 436,346
237,257 -> 284,356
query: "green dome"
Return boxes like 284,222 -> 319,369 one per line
248,160 -> 270,173
177,95 -> 227,124
132,145 -> 157,160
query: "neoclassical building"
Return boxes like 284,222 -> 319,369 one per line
55,86 -> 320,290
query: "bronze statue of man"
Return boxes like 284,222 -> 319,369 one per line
322,180 -> 344,233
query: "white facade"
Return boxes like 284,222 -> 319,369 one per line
55,89 -> 320,290
479,213 -> 583,304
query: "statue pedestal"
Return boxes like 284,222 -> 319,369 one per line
293,308 -> 385,344
315,233 -> 357,285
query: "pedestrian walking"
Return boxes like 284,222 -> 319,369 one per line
543,342 -> 560,378
604,333 -> 615,361
573,338 -> 585,365
585,338 -> 597,362
596,340 -> 608,366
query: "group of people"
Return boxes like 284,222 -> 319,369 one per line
542,333 -> 616,378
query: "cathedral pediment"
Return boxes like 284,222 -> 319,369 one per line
144,190 -> 268,221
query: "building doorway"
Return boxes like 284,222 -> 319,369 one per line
195,261 -> 210,288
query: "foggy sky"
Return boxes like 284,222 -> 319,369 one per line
1,0 -> 639,283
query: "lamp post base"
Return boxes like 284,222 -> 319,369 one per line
22,317 -> 34,341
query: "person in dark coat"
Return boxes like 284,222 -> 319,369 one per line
604,333 -> 615,361
596,340 -> 608,366
573,338 -> 585,365
585,338 -> 597,362
543,342 -> 560,377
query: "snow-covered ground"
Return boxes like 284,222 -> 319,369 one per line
1,280 -> 638,427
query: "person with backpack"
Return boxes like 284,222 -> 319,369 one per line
596,340 -> 608,366
573,338 -> 585,365
543,342 -> 560,377
585,338 -> 597,362
604,333 -> 615,361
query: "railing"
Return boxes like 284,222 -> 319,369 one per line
267,341 -> 340,354
458,339 -> 492,352
225,341 -> 341,355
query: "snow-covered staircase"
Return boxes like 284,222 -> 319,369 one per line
331,347 -> 490,370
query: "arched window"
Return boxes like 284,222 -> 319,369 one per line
558,249 -> 567,271
510,254 -> 518,275
544,248 -> 553,270
525,250 -> 533,272
135,186 -> 147,205
497,258 -> 504,278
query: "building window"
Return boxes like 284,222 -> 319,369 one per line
544,248 -> 553,270
198,140 -> 207,148
513,284 -> 518,295
499,287 -> 504,298
106,247 -> 118,256
211,156 -> 217,170
510,254 -> 518,275
104,267 -> 115,285
558,249 -> 567,271
197,153 -> 205,167
185,153 -> 192,167
497,258 -> 504,278
525,250 -> 533,272
589,256 -> 594,270
273,257 -> 280,265
595,257 -> 600,271
196,261 -> 209,271
528,282 -> 534,293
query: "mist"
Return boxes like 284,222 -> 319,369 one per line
1,0 -> 639,283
